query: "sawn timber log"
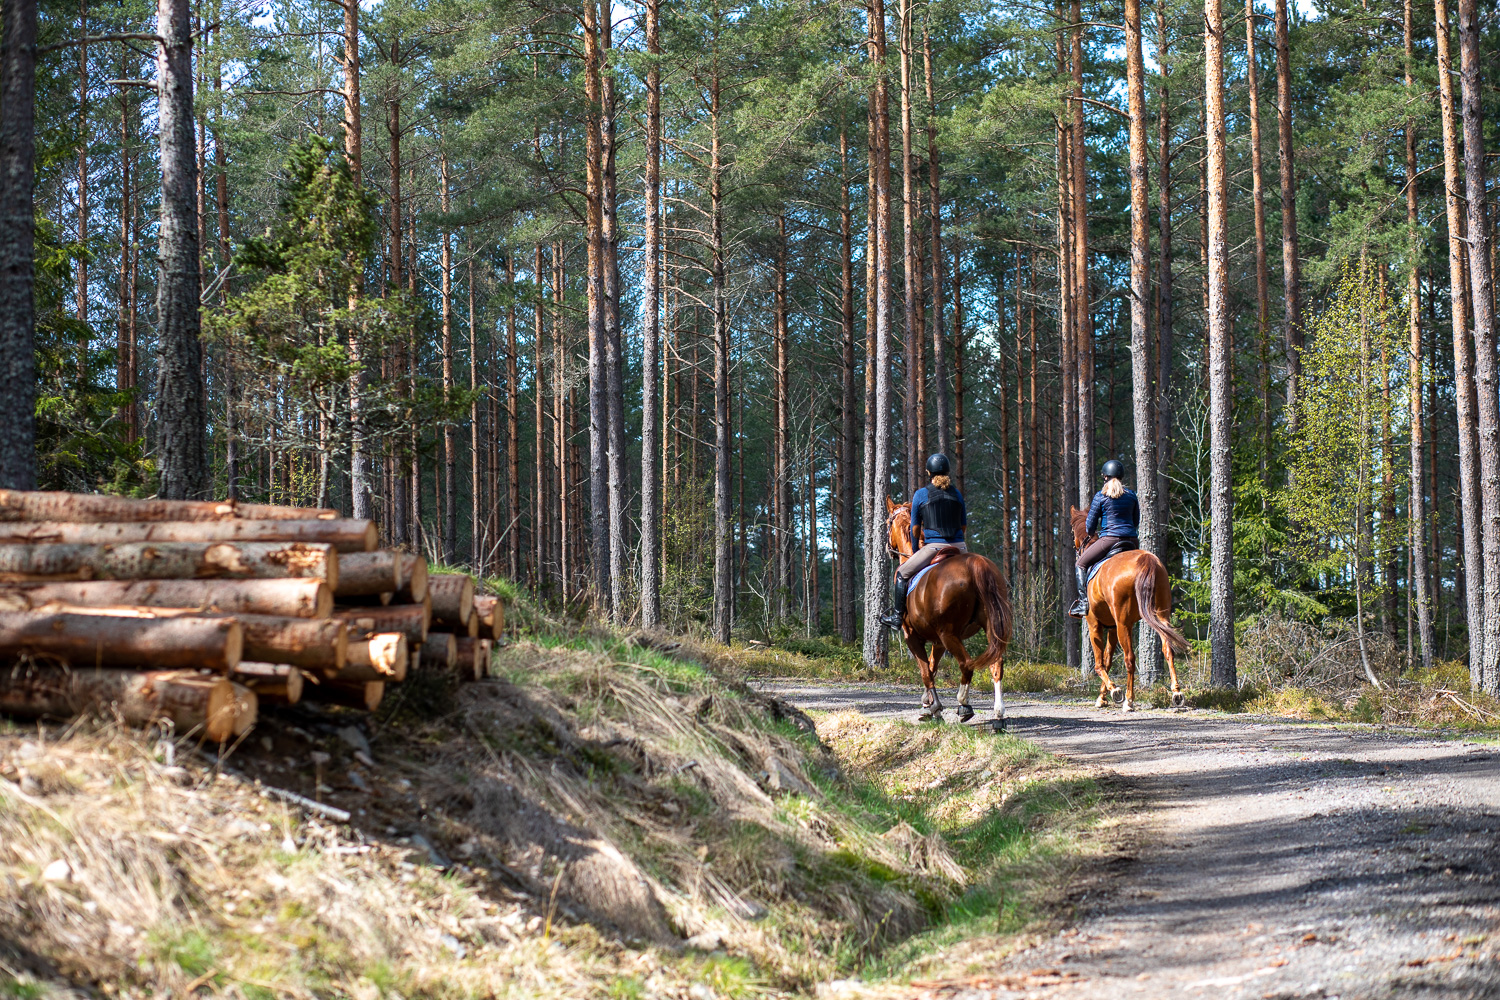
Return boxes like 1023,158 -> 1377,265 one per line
0,664 -> 247,741
0,518 -> 376,552
0,579 -> 333,618
0,610 -> 243,672
0,542 -> 338,588
0,490 -> 337,523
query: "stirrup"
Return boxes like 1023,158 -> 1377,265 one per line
880,609 -> 904,629
1067,600 -> 1088,619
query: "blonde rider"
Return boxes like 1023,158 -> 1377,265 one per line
881,454 -> 967,629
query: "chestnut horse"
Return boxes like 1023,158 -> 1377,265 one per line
1069,506 -> 1190,711
886,498 -> 1013,727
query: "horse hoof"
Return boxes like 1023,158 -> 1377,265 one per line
1095,697 -> 1108,710
956,704 -> 975,722
918,710 -> 945,723
1122,699 -> 1136,713
986,718 -> 1007,734
1171,691 -> 1186,709
1110,687 -> 1125,705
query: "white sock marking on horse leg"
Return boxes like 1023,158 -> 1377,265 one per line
994,679 -> 1006,720
957,683 -> 970,706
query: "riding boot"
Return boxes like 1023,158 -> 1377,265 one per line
1068,566 -> 1089,618
880,578 -> 908,629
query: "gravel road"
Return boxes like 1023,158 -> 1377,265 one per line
758,682 -> 1500,1000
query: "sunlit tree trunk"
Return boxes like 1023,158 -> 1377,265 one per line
838,126 -> 857,643
1126,0 -> 1160,683
1404,0 -> 1432,672
899,0 -> 918,496
710,47 -> 732,644
1456,0 -> 1500,694
155,0 -> 207,500
439,153 -> 455,561
602,7 -> 627,622
1155,4 -> 1173,540
1205,0 -> 1235,687
1434,0 -> 1483,681
582,0 -> 610,610
1070,0 -> 1092,504
1274,0 -> 1301,430
1246,0 -> 1270,476
0,0 -> 34,490
923,17 -> 948,458
774,214 -> 790,618
639,0 -> 661,629
863,0 -> 893,669
343,0 -> 370,520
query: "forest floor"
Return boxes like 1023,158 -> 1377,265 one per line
760,682 -> 1500,1000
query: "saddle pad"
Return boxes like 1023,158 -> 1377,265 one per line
1085,539 -> 1139,584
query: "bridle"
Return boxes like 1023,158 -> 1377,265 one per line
886,503 -> 912,561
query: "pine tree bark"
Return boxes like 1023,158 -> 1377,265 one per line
1056,9 -> 1079,670
0,0 -> 35,490
838,126 -> 857,643
1274,0 -> 1301,429
1456,0 -> 1499,693
710,48 -> 732,644
386,47 -> 406,545
117,74 -> 134,445
899,0 -> 918,496
1246,0 -> 1270,471
1070,0 -> 1092,503
774,214 -> 790,618
602,7 -> 628,623
953,247 -> 965,490
638,0 -> 661,629
154,0 -> 207,500
582,1 -> 610,612
1205,0 -> 1236,687
439,153 -> 456,562
1155,5 -> 1173,537
863,0 -> 893,669
343,0 -> 370,521
923,16 -> 948,457
1126,0 -> 1160,683
75,3 -> 87,380
1434,0 -> 1484,681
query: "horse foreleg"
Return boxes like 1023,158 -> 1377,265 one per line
1116,620 -> 1138,712
1090,623 -> 1118,708
1162,628 -> 1186,710
939,633 -> 974,722
911,636 -> 944,721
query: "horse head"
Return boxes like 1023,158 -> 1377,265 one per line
885,496 -> 914,559
1069,506 -> 1091,550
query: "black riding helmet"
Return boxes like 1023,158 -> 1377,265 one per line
1101,459 -> 1125,480
926,453 -> 951,477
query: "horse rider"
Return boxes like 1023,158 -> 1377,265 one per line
881,454 -> 967,629
1068,459 -> 1140,618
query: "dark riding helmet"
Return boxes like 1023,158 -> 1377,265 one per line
926,453 -> 951,477
1101,459 -> 1125,480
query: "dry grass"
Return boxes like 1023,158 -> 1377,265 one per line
0,631 -> 1111,999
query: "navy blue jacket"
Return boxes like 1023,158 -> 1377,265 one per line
1086,488 -> 1140,538
911,486 -> 967,548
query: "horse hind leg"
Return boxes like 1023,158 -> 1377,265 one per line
940,633 -> 975,722
1091,623 -> 1118,709
1116,619 -> 1138,713
913,636 -> 945,722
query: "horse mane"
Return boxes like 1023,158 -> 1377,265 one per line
1069,506 -> 1090,548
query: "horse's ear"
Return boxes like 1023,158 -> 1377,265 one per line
886,497 -> 896,514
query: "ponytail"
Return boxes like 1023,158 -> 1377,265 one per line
931,474 -> 952,491
1103,477 -> 1124,499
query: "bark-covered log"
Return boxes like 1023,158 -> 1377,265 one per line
394,552 -> 428,603
235,615 -> 346,671
302,679 -> 383,711
232,661 -> 302,705
335,633 -> 407,682
427,573 -> 473,628
0,664 -> 242,741
0,490 -> 338,523
3,578 -> 332,618
333,602 -> 429,645
454,636 -> 490,680
0,610 -> 241,671
0,518 -> 375,552
334,550 -> 399,596
417,632 -> 456,670
0,541 -> 337,586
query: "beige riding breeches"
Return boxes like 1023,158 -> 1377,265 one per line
897,541 -> 967,583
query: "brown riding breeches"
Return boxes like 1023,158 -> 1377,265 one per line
897,541 -> 967,583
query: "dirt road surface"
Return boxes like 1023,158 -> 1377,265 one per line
759,683 -> 1500,1000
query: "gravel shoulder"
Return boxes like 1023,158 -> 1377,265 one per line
758,682 -> 1500,1000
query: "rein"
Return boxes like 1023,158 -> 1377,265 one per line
886,504 -> 912,560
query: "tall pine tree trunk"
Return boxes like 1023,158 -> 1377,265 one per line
582,1 -> 610,610
1205,0 -> 1236,687
154,0 -> 206,500
0,0 -> 33,490
602,8 -> 627,622
1070,0 -> 1092,503
1434,0 -> 1484,681
838,126 -> 857,642
639,0 -> 662,629
1246,0 -> 1270,474
1155,4 -> 1173,539
899,0 -> 918,497
923,18 -> 947,458
774,214 -> 790,618
1274,0 -> 1301,429
439,153 -> 456,562
343,0 -> 369,519
710,51 -> 732,644
1126,0 -> 1160,683
1456,0 -> 1499,695
863,0 -> 893,669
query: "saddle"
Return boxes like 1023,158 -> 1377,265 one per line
1084,536 -> 1139,584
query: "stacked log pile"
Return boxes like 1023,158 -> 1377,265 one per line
0,490 -> 505,741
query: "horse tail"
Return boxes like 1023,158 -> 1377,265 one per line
969,555 -> 1013,670
1135,556 -> 1189,656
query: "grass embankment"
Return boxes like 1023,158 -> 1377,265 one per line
0,629 -> 1108,999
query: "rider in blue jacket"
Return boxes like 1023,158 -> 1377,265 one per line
1068,459 -> 1140,618
881,453 -> 966,629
